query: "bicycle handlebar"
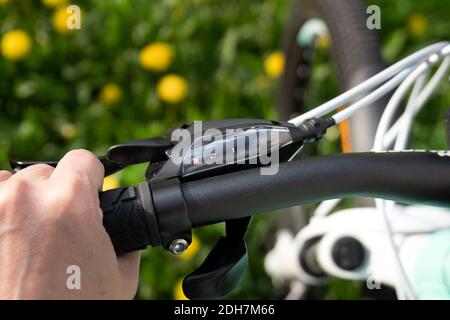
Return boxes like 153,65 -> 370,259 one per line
100,151 -> 450,254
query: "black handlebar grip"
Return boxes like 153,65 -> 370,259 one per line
183,151 -> 450,227
100,182 -> 161,255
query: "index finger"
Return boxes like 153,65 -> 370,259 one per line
51,149 -> 105,191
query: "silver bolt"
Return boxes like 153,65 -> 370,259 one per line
169,239 -> 189,255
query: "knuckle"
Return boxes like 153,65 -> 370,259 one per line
29,163 -> 54,172
8,178 -> 29,198
67,149 -> 101,167
0,179 -> 29,213
53,177 -> 86,209
65,149 -> 104,179
48,174 -> 93,217
67,172 -> 90,191
51,188 -> 73,210
9,164 -> 53,181
0,169 -> 12,177
65,148 -> 92,159
45,189 -> 80,223
18,164 -> 54,178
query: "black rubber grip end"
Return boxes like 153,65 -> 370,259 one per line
100,184 -> 155,255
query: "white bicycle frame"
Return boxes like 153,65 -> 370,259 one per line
266,206 -> 450,299
265,42 -> 450,300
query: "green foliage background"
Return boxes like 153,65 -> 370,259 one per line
1,0 -> 449,299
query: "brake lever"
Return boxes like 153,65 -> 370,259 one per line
10,157 -> 126,177
107,137 -> 173,165
182,216 -> 252,299
10,137 -> 173,177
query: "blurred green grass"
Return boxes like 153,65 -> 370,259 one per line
1,0 -> 450,299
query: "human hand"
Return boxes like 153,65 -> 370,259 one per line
0,150 -> 140,299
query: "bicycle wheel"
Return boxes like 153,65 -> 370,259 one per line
272,0 -> 387,299
276,0 -> 386,233
279,0 -> 386,152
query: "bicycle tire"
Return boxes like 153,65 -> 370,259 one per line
279,0 -> 386,152
273,0 -> 387,298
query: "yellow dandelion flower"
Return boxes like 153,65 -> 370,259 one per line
1,30 -> 32,61
42,0 -> 67,7
139,42 -> 174,72
264,51 -> 285,78
156,74 -> 188,103
103,176 -> 120,191
178,234 -> 200,260
0,0 -> 10,5
407,14 -> 428,37
59,123 -> 77,140
100,83 -> 122,105
52,6 -> 82,34
173,279 -> 188,300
